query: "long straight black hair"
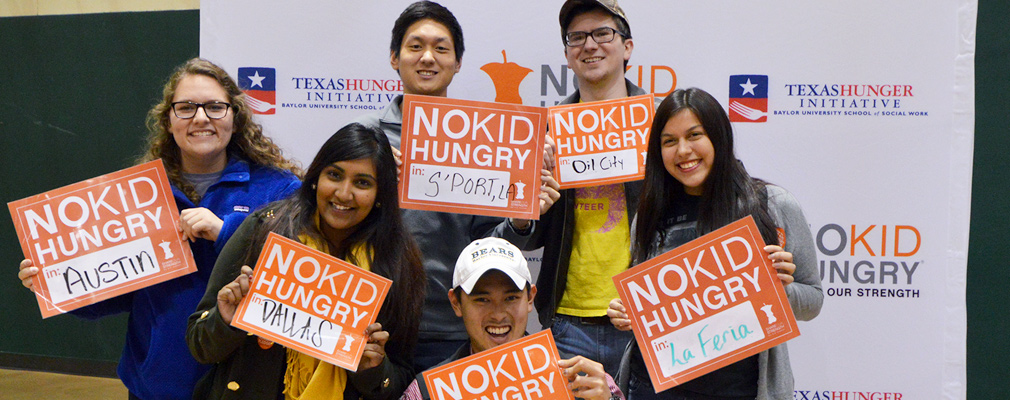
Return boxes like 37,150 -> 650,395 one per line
246,122 -> 425,360
633,88 -> 778,264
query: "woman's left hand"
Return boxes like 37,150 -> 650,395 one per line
180,207 -> 224,242
764,245 -> 796,287
359,322 -> 389,370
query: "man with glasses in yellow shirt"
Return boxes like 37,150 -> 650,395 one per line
527,0 -> 644,378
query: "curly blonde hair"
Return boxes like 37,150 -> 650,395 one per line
139,58 -> 301,202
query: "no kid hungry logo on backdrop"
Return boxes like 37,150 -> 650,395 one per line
815,222 -> 923,299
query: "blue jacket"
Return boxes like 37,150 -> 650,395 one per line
71,158 -> 300,400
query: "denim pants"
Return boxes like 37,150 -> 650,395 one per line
627,371 -> 756,400
551,314 -> 635,378
627,372 -> 667,400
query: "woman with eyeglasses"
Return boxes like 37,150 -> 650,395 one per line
187,123 -> 425,400
606,88 -> 823,400
17,58 -> 301,400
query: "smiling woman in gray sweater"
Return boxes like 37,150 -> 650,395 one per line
609,87 -> 823,400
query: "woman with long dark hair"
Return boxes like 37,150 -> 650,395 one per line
608,88 -> 823,400
187,123 -> 425,400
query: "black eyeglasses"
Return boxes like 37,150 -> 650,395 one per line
564,27 -> 625,47
170,101 -> 232,120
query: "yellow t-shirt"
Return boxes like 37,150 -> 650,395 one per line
557,183 -> 631,317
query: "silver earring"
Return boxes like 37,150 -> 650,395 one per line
311,184 -> 317,190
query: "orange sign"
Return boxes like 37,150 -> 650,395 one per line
231,232 -> 392,371
400,94 -> 546,220
7,160 -> 197,318
547,94 -> 654,189
422,330 -> 574,400
612,216 -> 800,392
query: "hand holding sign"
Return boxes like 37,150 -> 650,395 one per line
360,322 -> 389,370
538,168 -> 561,214
18,259 -> 37,290
536,134 -> 561,215
217,265 -> 254,324
606,298 -> 632,332
179,207 -> 224,242
558,355 -> 611,400
764,245 -> 796,286
391,146 -> 403,183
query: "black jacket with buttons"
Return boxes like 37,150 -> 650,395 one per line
186,210 -> 412,400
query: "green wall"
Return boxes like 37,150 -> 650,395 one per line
0,3 -> 1007,398
0,10 -> 198,375
965,0 -> 1009,398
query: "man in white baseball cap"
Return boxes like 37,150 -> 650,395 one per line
452,237 -> 532,295
397,237 -> 623,400
449,237 -> 537,352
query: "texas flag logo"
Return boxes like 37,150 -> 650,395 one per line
238,67 -> 276,115
728,75 -> 768,123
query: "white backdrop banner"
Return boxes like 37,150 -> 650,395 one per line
203,1 -> 975,398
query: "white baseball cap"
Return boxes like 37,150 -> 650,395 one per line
453,237 -> 531,294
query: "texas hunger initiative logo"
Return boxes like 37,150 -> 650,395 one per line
238,67 -> 277,115
728,75 -> 768,123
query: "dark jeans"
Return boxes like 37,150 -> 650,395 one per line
627,373 -> 668,400
551,314 -> 635,378
627,373 -> 756,400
